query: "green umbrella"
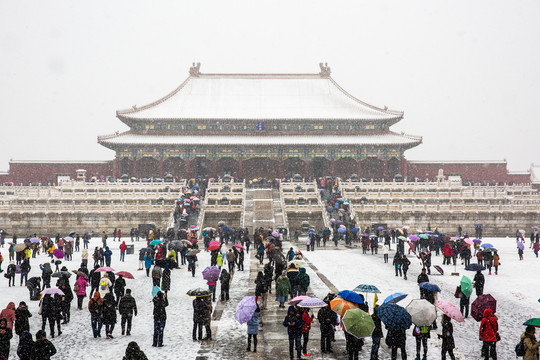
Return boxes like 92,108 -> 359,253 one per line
342,308 -> 375,338
523,318 -> 540,327
460,275 -> 473,298
483,247 -> 498,253
398,236 -> 407,241
419,234 -> 429,240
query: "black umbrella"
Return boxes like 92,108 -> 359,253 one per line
465,264 -> 486,272
139,248 -> 153,253
52,271 -> 72,278
186,288 -> 211,297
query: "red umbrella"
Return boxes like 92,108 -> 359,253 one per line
471,294 -> 497,322
208,243 -> 220,251
189,238 -> 198,244
116,271 -> 134,279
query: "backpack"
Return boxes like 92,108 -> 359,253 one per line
100,280 -> 108,291
89,299 -> 100,315
515,339 -> 526,357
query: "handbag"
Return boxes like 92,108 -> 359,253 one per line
74,283 -> 79,292
487,318 -> 500,342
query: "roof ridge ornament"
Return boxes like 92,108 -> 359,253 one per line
319,62 -> 331,77
189,62 -> 201,77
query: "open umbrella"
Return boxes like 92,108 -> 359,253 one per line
68,231 -> 76,236
330,297 -> 359,317
408,235 -> 419,242
338,290 -> 365,304
377,226 -> 385,230
418,282 -> 441,292
297,298 -> 327,308
152,286 -> 162,298
419,234 -> 429,240
139,248 -> 153,254
473,239 -> 482,244
236,296 -> 257,324
463,238 -> 473,246
41,288 -> 65,296
202,266 -> 221,282
436,300 -> 464,323
52,249 -> 64,259
149,240 -> 162,246
517,241 -> 525,251
64,236 -> 74,242
208,243 -> 220,251
189,238 -> 198,244
95,266 -> 115,272
342,308 -> 375,338
14,243 -> 27,252
406,299 -> 437,326
116,271 -> 134,279
337,228 -> 345,234
377,303 -> 412,330
471,294 -> 497,322
186,249 -> 201,256
398,236 -> 407,241
209,240 -> 220,247
480,243 -> 494,249
233,244 -> 245,250
460,276 -> 473,298
465,264 -> 486,272
272,231 -> 279,237
186,288 -> 212,297
523,318 -> 540,328
180,240 -> 192,246
51,271 -> 71,278
289,296 -> 310,306
383,293 -> 408,305
72,270 -> 88,279
29,237 -> 41,243
353,284 -> 381,294
483,247 -> 498,253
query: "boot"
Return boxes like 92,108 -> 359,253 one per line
122,328 -> 125,335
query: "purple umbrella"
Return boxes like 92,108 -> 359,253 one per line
377,226 -> 385,230
408,235 -> 419,242
272,231 -> 279,237
41,288 -> 65,296
532,226 -> 539,231
52,249 -> 64,259
29,237 -> 41,243
95,266 -> 115,272
289,295 -> 310,306
297,297 -> 327,308
473,239 -> 482,244
336,220 -> 344,226
330,219 -> 336,224
202,266 -> 221,282
235,296 -> 257,324
517,242 -> 525,251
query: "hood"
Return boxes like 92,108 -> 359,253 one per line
122,241 -> 126,245
287,305 -> 297,315
7,302 -> 15,310
483,308 -> 493,317
444,244 -> 450,248
93,292 -> 101,300
299,268 -> 306,275
0,318 -> 6,328
20,330 -> 33,343
105,246 -> 110,251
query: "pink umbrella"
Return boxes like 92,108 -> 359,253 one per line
463,238 -> 473,246
41,288 -> 65,296
95,266 -> 115,272
437,300 -> 464,323
289,295 -> 310,306
209,240 -> 220,247
52,249 -> 64,259
233,244 -> 245,250
450,237 -> 460,241
297,297 -> 327,308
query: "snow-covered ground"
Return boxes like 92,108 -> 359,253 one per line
0,238 -> 230,359
303,237 -> 539,359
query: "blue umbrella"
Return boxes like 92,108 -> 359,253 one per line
418,282 -> 441,292
337,290 -> 364,304
377,303 -> 412,330
465,264 -> 486,272
351,228 -> 359,234
481,243 -> 494,248
337,228 -> 346,233
221,226 -> 230,231
152,286 -> 161,298
149,240 -> 162,246
383,292 -> 408,304
353,284 -> 381,294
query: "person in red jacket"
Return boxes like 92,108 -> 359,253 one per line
479,308 -> 498,360
120,241 -> 127,262
0,302 -> 16,329
443,244 -> 453,265
301,308 -> 314,357
117,229 -> 122,241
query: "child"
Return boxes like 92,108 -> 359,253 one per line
247,305 -> 261,352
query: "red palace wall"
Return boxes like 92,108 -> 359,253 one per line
6,162 -> 113,185
406,162 -> 530,184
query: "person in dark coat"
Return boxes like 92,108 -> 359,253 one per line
318,301 -> 337,353
102,293 -> 117,339
153,291 -> 168,347
473,271 -> 485,296
6,261 -> 17,287
40,294 -> 61,338
161,266 -> 171,294
88,292 -> 103,338
57,273 -> 73,324
14,301 -> 32,336
192,297 -> 206,341
283,306 -> 303,360
89,265 -> 101,297
0,318 -> 12,359
345,331 -> 363,360
26,277 -> 42,300
16,330 -> 34,360
219,269 -> 231,301
114,275 -> 126,306
401,255 -> 411,280
393,253 -> 402,277
123,341 -> 148,360
439,314 -> 456,360
387,328 -> 407,360
20,258 -> 31,286
119,289 -> 137,336
237,249 -> 245,271
370,305 -> 383,360
30,330 -> 56,360
417,268 -> 429,298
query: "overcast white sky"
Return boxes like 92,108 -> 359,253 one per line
1,0 -> 539,171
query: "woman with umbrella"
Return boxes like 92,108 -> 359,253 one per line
192,297 -> 206,341
74,274 -> 88,310
520,325 -> 540,360
246,304 -> 261,352
144,252 -> 154,277
438,314 -> 456,360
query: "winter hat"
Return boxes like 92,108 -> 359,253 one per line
36,329 -> 46,339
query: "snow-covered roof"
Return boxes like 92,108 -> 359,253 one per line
117,68 -> 403,122
99,131 -> 422,147
9,160 -> 111,164
408,160 -> 507,165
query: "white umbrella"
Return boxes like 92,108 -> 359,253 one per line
406,299 -> 437,326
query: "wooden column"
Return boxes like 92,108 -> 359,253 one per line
278,158 -> 284,179
112,157 -> 120,178
237,158 -> 244,179
356,158 -> 362,178
383,159 -> 389,181
159,157 -> 164,178
185,158 -> 191,179
304,158 -> 311,179
400,156 -> 408,180
330,158 -> 335,177
132,158 -> 138,178
211,159 -> 217,178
